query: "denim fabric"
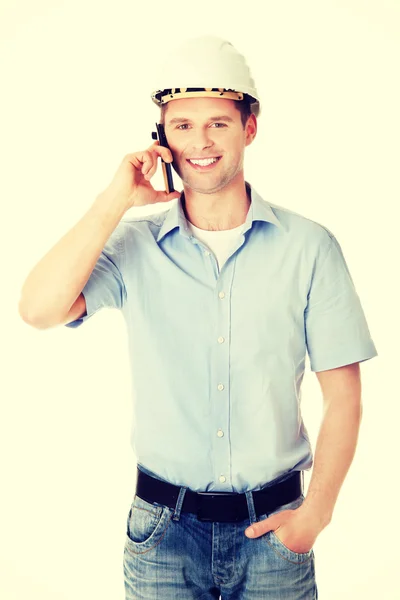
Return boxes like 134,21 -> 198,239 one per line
123,466 -> 317,599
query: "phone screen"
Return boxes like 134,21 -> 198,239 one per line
151,123 -> 175,194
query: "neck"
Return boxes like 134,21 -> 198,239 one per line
181,178 -> 251,231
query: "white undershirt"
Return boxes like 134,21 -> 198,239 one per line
187,220 -> 247,272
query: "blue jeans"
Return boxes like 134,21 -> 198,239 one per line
123,464 -> 318,599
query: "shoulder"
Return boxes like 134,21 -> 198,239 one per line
120,206 -> 170,239
268,200 -> 335,252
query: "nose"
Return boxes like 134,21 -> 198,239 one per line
189,128 -> 215,153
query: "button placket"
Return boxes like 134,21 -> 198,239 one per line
213,273 -> 233,489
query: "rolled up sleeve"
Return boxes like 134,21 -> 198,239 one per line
304,232 -> 378,372
65,223 -> 127,328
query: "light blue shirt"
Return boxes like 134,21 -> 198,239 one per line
66,182 -> 378,493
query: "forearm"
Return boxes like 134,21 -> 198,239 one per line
300,398 -> 363,530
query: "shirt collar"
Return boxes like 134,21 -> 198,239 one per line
157,181 -> 283,243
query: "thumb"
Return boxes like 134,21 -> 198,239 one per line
167,190 -> 182,201
245,515 -> 277,538
155,189 -> 182,203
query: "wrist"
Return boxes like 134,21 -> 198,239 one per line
298,501 -> 332,532
94,189 -> 130,218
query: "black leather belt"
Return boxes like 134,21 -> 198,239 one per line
135,467 -> 303,523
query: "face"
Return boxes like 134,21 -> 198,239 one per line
163,97 -> 256,195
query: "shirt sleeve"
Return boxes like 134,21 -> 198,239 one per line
64,223 -> 127,329
304,231 -> 378,372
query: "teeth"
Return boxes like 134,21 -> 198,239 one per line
189,158 -> 218,166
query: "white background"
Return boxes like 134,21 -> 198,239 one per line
1,1 -> 398,598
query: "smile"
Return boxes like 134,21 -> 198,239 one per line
186,157 -> 222,170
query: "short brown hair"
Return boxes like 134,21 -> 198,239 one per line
159,95 -> 253,129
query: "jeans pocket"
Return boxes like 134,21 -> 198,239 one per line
268,529 -> 313,563
125,494 -> 172,553
261,494 -> 314,563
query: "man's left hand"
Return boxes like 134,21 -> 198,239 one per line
244,505 -> 322,553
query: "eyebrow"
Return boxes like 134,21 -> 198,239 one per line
167,115 -> 235,125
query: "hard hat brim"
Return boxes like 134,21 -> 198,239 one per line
151,88 -> 260,117
151,88 -> 243,104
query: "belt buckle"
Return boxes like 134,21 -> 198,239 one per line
196,491 -> 241,523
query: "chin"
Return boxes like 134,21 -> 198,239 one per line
184,180 -> 229,195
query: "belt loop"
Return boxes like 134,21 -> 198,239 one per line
172,486 -> 188,522
245,490 -> 257,524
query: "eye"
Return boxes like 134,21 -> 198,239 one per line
176,122 -> 227,130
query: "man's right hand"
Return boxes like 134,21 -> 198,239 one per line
99,140 -> 181,209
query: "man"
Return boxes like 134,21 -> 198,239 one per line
19,36 -> 378,599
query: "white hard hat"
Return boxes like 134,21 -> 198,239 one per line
151,35 -> 261,118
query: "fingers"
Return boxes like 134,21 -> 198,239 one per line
151,143 -> 174,163
125,144 -> 173,178
143,145 -> 174,180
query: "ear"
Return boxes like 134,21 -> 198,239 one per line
245,113 -> 257,147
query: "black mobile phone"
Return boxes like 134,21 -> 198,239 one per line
151,123 -> 175,194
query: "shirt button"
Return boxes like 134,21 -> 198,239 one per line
217,429 -> 224,437
219,475 -> 226,483
217,336 -> 225,344
218,291 -> 225,299
217,383 -> 224,391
